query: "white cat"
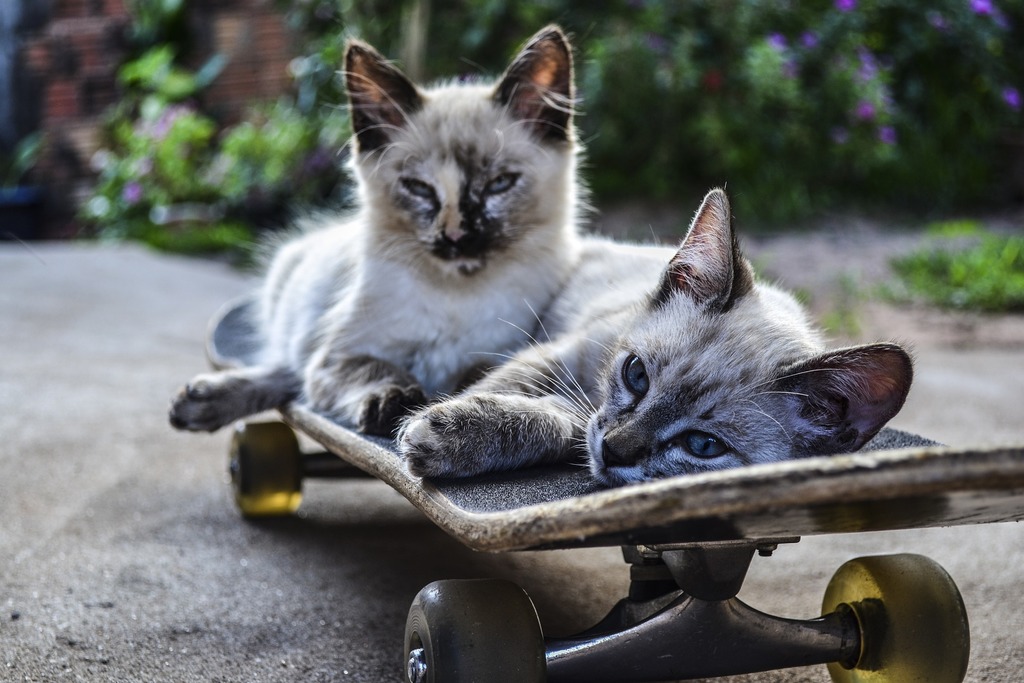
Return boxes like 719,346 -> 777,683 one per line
170,26 -> 584,435
399,188 -> 913,485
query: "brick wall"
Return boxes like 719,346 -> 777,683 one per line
17,0 -> 299,238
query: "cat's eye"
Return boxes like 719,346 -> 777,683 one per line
485,172 -> 519,195
621,354 -> 649,397
400,177 -> 437,200
679,430 -> 729,459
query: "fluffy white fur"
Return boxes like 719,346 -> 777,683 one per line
170,26 -> 584,435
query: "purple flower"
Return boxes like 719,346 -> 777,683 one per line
831,127 -> 850,145
927,11 -> 948,30
645,32 -> 670,55
801,32 -> 819,49
855,100 -> 876,121
878,126 -> 897,145
767,33 -> 787,51
857,48 -> 878,83
835,0 -> 856,12
970,0 -> 993,15
122,182 -> 143,206
1004,87 -> 1022,111
783,59 -> 799,79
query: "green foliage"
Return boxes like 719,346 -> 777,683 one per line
125,0 -> 188,50
889,228 -> 1024,312
86,103 -> 221,238
83,2 -> 349,255
1,132 -> 44,188
288,0 -> 1022,222
210,100 -> 348,207
134,220 -> 255,256
118,45 -> 225,104
820,274 -> 864,337
86,0 -> 1024,255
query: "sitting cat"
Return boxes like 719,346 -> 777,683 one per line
399,188 -> 913,485
170,26 -> 584,436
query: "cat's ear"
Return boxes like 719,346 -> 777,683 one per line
774,343 -> 914,455
345,39 -> 423,154
494,25 -> 575,142
654,188 -> 754,311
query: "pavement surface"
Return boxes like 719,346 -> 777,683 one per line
1,238 -> 1022,682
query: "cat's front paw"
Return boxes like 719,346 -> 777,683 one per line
169,375 -> 233,432
358,384 -> 427,436
398,402 -> 488,478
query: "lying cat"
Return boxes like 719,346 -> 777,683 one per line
170,26 -> 584,435
399,188 -> 913,485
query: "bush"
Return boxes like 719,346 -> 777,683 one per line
888,222 -> 1024,312
326,0 -> 1023,221
86,0 -> 1024,252
82,1 -> 350,255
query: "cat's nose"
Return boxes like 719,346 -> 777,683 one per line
442,224 -> 468,243
601,437 -> 634,467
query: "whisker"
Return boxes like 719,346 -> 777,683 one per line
740,399 -> 792,442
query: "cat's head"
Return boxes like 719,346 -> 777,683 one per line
587,189 -> 914,486
344,26 -> 579,276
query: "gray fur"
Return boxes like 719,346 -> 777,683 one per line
399,188 -> 914,485
170,26 -> 584,436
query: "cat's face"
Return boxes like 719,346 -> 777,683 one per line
586,189 -> 913,486
345,27 -> 577,276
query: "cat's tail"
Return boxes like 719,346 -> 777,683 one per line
168,366 -> 302,432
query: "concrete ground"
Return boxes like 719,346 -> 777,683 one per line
1,238 -> 1022,682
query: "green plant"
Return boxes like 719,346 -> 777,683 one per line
119,44 -> 225,104
888,228 -> 1024,312
1,132 -> 44,188
85,103 -> 224,239
820,273 -> 864,338
125,0 -> 188,50
83,6 -> 349,254
287,0 -> 1021,222
208,100 -> 348,212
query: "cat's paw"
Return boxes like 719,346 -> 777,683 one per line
357,384 -> 427,437
397,401 -> 490,478
168,374 -> 234,432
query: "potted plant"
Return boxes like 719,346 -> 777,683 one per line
0,132 -> 44,240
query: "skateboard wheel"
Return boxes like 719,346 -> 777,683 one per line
404,579 -> 545,683
822,554 -> 969,683
229,422 -> 302,517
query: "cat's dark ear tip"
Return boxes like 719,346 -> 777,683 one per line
343,38 -> 387,71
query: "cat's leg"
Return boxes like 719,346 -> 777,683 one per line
304,352 -> 426,436
398,392 -> 586,478
398,346 -> 592,477
169,366 -> 301,432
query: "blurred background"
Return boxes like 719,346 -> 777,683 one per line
1,0 -> 1022,312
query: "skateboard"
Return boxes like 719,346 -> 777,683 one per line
205,296 -> 1024,683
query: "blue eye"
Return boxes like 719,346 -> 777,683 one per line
680,431 -> 728,459
400,177 -> 436,200
621,354 -> 649,397
485,172 -> 519,195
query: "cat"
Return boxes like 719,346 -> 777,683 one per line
398,188 -> 913,486
169,26 -> 584,436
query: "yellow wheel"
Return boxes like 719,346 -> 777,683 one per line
822,554 -> 969,683
229,421 -> 302,517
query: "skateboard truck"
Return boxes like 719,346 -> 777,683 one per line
404,541 -> 970,683
545,540 -> 860,682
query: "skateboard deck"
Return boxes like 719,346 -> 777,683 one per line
208,296 -> 1024,552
